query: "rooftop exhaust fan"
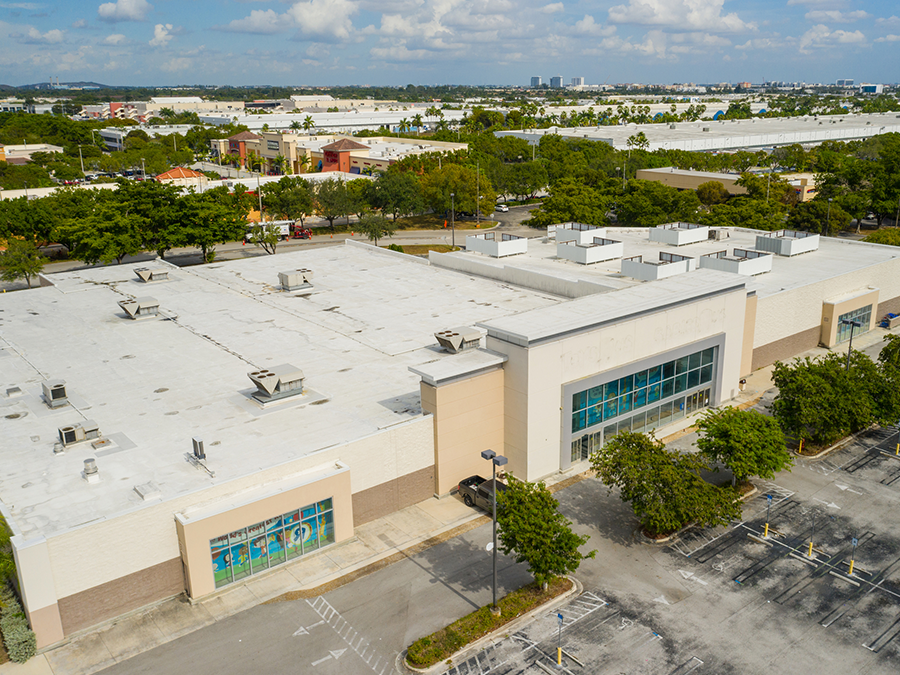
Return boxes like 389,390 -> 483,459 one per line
42,379 -> 68,408
83,458 -> 100,483
119,297 -> 160,319
59,420 -> 100,447
135,268 -> 169,283
248,364 -> 305,403
278,269 -> 314,291
435,327 -> 483,354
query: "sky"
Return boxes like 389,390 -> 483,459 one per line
0,0 -> 898,88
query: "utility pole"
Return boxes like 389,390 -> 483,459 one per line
476,160 -> 480,227
450,192 -> 455,248
78,146 -> 85,177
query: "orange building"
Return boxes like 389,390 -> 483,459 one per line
320,138 -> 370,173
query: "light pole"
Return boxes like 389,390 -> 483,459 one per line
257,175 -> 264,222
450,192 -> 455,248
481,448 -> 508,617
78,145 -> 85,177
476,160 -> 480,227
141,158 -> 146,182
841,318 -> 861,371
825,197 -> 833,236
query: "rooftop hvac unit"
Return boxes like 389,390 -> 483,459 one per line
134,268 -> 169,283
248,364 -> 305,403
435,327 -> 483,354
118,297 -> 160,319
278,269 -> 314,291
41,379 -> 68,408
58,420 -> 100,447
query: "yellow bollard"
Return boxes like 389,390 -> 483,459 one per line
896,442 -> 899,456
764,522 -> 769,538
808,541 -> 814,557
557,647 -> 562,666
799,439 -> 804,454
848,559 -> 855,575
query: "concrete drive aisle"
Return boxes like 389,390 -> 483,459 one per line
2,497 -> 487,675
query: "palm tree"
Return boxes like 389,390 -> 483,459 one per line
290,120 -> 302,131
412,113 -> 424,135
302,116 -> 315,133
398,118 -> 409,136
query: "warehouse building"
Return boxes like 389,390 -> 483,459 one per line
3,227 -> 900,649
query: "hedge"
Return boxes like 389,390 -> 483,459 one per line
0,588 -> 36,663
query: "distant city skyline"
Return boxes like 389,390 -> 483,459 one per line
0,0 -> 898,87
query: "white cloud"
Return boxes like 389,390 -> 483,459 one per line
98,0 -> 152,22
805,10 -> 870,23
72,18 -> 87,28
286,0 -> 358,41
103,32 -> 126,44
149,22 -> 172,46
787,0 -> 841,5
876,16 -> 900,26
0,2 -> 39,8
20,26 -> 64,43
573,14 -> 615,36
608,0 -> 755,34
370,42 -> 435,61
875,34 -> 900,42
540,3 -> 563,13
160,56 -> 191,71
799,24 -> 866,52
219,9 -> 286,35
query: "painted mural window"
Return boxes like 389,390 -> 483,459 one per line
210,498 -> 335,589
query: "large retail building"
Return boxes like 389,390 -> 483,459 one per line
3,226 -> 899,649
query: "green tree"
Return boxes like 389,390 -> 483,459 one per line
524,178 -> 609,228
0,239 -> 45,288
786,199 -> 851,235
698,198 -> 787,231
863,228 -> 900,247
696,407 -> 792,485
369,170 -> 422,221
346,178 -> 373,221
496,475 -> 595,587
591,431 -> 742,536
771,351 -> 897,447
617,180 -> 701,227
696,181 -> 730,206
262,176 -> 314,223
357,212 -> 395,246
420,164 -> 496,219
181,191 -> 248,263
314,177 -> 349,230
59,200 -> 144,265
246,223 -> 280,255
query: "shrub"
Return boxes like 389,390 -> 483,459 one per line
0,588 -> 36,663
387,243 -> 404,253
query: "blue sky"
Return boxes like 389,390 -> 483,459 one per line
0,0 -> 898,87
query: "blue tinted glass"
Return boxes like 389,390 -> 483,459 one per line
648,366 -> 661,385
603,398 -> 617,420
700,364 -> 713,384
573,391 -> 587,411
634,370 -> 648,388
689,353 -> 701,370
662,379 -> 674,398
701,348 -> 714,366
648,383 -> 660,403
604,381 -> 619,399
572,411 -> 586,432
619,375 -> 633,394
676,357 -> 689,374
688,370 -> 700,389
663,361 -> 675,379
587,386 -> 603,406
587,405 -> 602,427
674,374 -> 687,394
620,393 -> 632,414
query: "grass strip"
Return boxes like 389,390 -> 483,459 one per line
406,577 -> 572,669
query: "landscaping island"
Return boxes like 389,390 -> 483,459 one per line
405,577 -> 573,670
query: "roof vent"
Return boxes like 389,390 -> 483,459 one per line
41,379 -> 68,408
278,269 -> 314,291
135,267 -> 169,283
435,327 -> 484,354
248,364 -> 305,404
59,420 -> 101,447
83,458 -> 100,483
119,297 -> 160,319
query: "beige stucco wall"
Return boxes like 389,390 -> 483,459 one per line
753,255 -> 900,359
422,368 -> 505,495
176,462 -> 352,599
11,537 -> 64,648
20,415 -> 432,645
820,288 -> 879,348
635,170 -> 747,195
487,286 -> 748,482
741,292 -> 758,377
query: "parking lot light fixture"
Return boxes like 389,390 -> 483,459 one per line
481,448 -> 508,617
840,318 -> 861,371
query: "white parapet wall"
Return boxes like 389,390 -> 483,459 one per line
465,232 -> 528,258
620,253 -> 696,281
555,222 -> 607,245
649,222 -> 709,246
699,249 -> 773,276
556,239 -> 624,265
754,230 -> 820,256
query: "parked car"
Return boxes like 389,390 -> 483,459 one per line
495,204 -> 509,212
457,475 -> 507,510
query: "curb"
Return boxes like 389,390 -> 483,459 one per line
793,424 -> 877,460
638,484 -> 758,546
400,576 -> 584,674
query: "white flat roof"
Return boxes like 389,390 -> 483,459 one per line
0,244 -> 559,538
450,226 -> 900,301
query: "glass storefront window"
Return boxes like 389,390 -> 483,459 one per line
573,391 -> 586,411
619,375 -> 633,394
587,405 -> 602,427
603,398 -> 617,420
634,388 -> 647,408
674,374 -> 687,394
210,498 -> 336,589
648,366 -> 661,385
836,305 -> 872,344
620,393 -> 633,414
587,386 -> 603,406
572,410 -> 586,432
648,383 -> 660,403
634,370 -> 648,389
689,353 -> 701,370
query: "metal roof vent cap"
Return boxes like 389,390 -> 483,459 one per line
41,379 -> 68,408
83,458 -> 100,483
279,269 -> 314,292
248,364 -> 305,404
435,327 -> 484,354
118,297 -> 160,319
135,268 -> 169,283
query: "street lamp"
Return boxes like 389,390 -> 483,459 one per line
450,192 -> 455,249
481,448 -> 508,617
840,318 -> 861,371
825,197 -> 833,236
